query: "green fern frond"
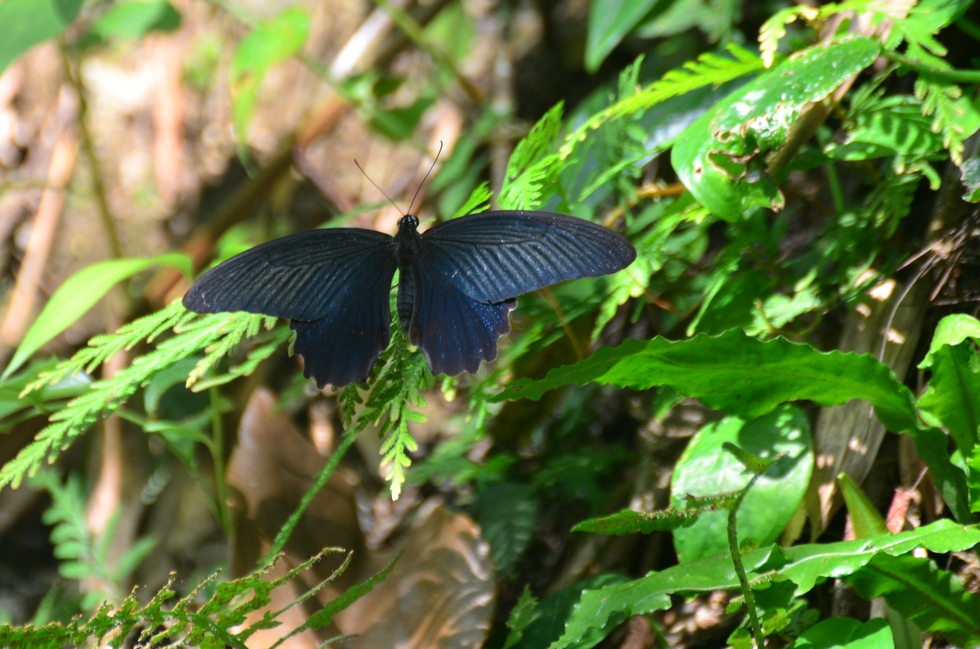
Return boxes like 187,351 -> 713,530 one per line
24,300 -> 191,393
758,5 -> 819,68
368,331 -> 432,499
32,471 -> 158,611
186,316 -> 283,389
914,78 -> 966,164
498,103 -> 564,211
870,0 -> 968,163
1,307 -> 278,491
559,44 -> 763,163
0,550 -> 356,648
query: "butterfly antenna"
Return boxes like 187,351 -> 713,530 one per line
354,159 -> 402,214
407,140 -> 443,216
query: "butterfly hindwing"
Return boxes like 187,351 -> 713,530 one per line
418,211 -> 636,303
404,259 -> 516,376
183,229 -> 396,321
291,256 -> 397,387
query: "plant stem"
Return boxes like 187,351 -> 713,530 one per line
209,388 -> 232,536
260,426 -> 360,566
728,470 -> 767,648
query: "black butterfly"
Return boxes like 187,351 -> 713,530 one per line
183,211 -> 636,388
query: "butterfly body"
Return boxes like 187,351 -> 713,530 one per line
184,211 -> 635,388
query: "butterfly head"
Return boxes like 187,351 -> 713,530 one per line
398,214 -> 420,233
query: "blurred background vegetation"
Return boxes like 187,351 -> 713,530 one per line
2,0 -> 980,647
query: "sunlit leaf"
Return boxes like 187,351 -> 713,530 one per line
230,7 -> 309,148
552,520 -> 980,648
585,0 -> 660,73
4,253 -> 193,379
671,406 -> 812,562
790,617 -> 893,649
0,0 -> 82,75
672,37 -> 880,220
90,0 -> 181,41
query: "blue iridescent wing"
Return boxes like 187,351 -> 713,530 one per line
405,211 -> 634,376
403,257 -> 516,376
418,211 -> 636,303
183,229 -> 397,387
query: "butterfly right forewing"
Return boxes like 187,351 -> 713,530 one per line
184,229 -> 396,320
419,211 -> 636,304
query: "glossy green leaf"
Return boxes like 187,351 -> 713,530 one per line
671,406 -> 812,562
968,449 -> 980,513
0,0 -> 82,75
672,37 -> 880,220
838,473 -> 889,540
844,553 -> 980,648
551,519 -> 980,649
961,156 -> 980,202
585,0 -> 660,73
790,617 -> 893,649
230,8 -> 309,144
917,342 -> 980,457
920,313 -> 980,368
90,0 -> 181,41
3,253 -> 193,379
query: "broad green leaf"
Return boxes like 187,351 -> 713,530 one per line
494,330 -> 972,522
494,331 -> 916,430
917,342 -> 980,457
551,519 -> 980,649
969,449 -> 980,513
838,473 -> 889,540
517,574 -> 628,649
0,0 -> 82,75
844,553 -> 980,648
672,37 -> 880,220
790,617 -> 893,649
3,253 -> 193,379
585,0 -> 660,73
89,0 -> 180,40
920,313 -> 980,368
230,8 -> 309,146
671,406 -> 812,562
